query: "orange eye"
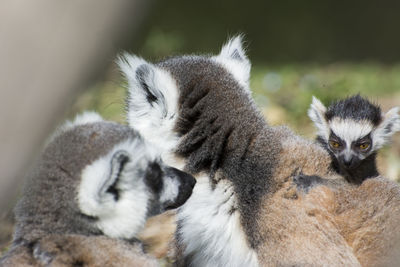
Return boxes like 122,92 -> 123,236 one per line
359,143 -> 370,150
329,140 -> 340,148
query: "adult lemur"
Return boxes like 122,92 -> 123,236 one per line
120,36 -> 400,266
0,112 -> 195,267
308,95 -> 400,184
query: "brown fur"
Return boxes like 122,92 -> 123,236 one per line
139,210 -> 177,259
256,130 -> 400,266
1,235 -> 158,267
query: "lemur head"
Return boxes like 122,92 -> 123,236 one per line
13,112 -> 195,244
308,95 -> 400,172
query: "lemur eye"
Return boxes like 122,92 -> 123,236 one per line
359,143 -> 370,150
329,140 -> 340,149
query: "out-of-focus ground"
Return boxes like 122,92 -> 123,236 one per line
1,63 -> 399,261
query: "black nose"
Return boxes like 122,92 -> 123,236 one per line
164,167 -> 196,210
342,157 -> 353,167
169,167 -> 196,188
187,173 -> 196,189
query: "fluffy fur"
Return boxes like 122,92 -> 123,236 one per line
1,235 -> 158,267
0,113 -> 195,266
308,95 -> 400,183
121,37 -> 400,266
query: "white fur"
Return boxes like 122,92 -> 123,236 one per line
373,107 -> 400,150
121,45 -> 258,266
308,96 -> 329,140
159,175 -> 180,204
178,174 -> 259,267
78,138 -> 158,239
46,111 -> 103,146
68,111 -> 104,127
329,118 -> 374,161
330,118 -> 374,146
212,35 -> 251,91
118,54 -> 180,153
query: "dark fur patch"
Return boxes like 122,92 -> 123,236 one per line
293,174 -> 324,193
325,94 -> 382,125
107,153 -> 130,201
136,64 -> 158,104
144,161 -> 163,194
385,122 -> 393,134
231,49 -> 242,60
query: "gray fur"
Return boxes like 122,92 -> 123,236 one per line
158,55 -> 280,248
1,114 -> 195,266
13,121 -> 130,245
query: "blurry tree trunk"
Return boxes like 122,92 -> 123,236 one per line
0,0 -> 150,212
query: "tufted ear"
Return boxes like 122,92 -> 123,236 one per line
213,35 -> 251,88
373,107 -> 400,149
118,54 -> 173,117
308,96 -> 329,139
219,35 -> 249,62
117,53 -> 179,151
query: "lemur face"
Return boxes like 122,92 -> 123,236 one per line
308,95 -> 400,171
77,126 -> 196,240
327,119 -> 374,170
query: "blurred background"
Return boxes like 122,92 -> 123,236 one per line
1,0 -> 400,262
70,0 -> 400,177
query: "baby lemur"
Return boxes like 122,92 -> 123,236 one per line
308,95 -> 400,183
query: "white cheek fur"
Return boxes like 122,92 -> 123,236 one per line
329,118 -> 374,145
77,139 -> 157,239
159,176 -> 180,204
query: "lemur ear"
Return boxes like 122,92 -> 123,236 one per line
308,96 -> 329,139
99,150 -> 130,197
373,107 -> 400,149
219,35 -> 248,62
213,35 -> 251,88
117,53 -> 178,134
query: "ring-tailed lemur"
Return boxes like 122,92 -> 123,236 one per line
308,95 -> 400,184
0,112 -> 195,267
119,36 -> 400,266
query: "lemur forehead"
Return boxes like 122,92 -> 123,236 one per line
330,118 -> 374,143
325,95 -> 382,126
